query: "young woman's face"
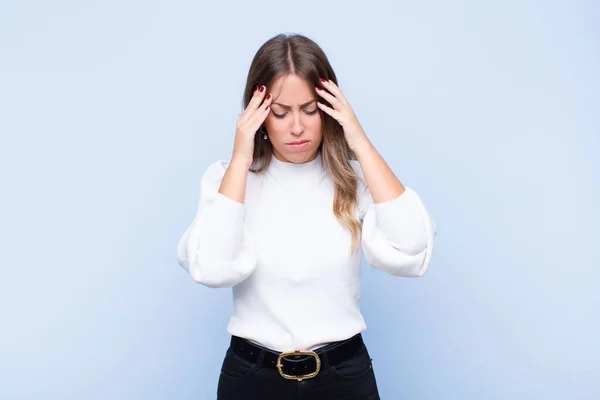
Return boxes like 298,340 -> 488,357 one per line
264,74 -> 323,163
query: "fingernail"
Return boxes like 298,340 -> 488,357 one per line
266,93 -> 271,100
255,85 -> 259,91
320,78 -> 326,83
315,86 -> 322,91
260,85 -> 265,92
265,104 -> 270,110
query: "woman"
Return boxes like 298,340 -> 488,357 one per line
177,33 -> 436,400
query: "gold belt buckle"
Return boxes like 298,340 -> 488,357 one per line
276,350 -> 321,381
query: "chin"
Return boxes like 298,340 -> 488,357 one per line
286,150 -> 317,163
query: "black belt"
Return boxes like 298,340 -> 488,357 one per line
229,333 -> 365,381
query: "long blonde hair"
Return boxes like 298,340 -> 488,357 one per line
243,33 -> 362,255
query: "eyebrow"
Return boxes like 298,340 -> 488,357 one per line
272,99 -> 317,110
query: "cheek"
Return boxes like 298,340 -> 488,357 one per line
307,114 -> 323,136
265,116 -> 285,135
310,113 -> 322,130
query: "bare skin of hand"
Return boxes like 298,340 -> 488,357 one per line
218,85 -> 273,204
315,78 -> 369,153
232,85 -> 273,167
316,78 -> 406,203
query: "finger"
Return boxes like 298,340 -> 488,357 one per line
317,101 -> 341,121
240,85 -> 267,121
319,78 -> 349,106
248,92 -> 273,129
315,86 -> 342,109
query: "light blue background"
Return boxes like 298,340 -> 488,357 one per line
1,1 -> 598,399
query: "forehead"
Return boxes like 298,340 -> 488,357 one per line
270,74 -> 314,104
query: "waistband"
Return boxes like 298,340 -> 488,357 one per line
229,333 -> 365,377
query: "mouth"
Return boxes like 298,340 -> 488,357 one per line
287,140 -> 310,150
287,140 -> 310,145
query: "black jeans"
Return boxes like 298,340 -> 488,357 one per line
216,336 -> 380,400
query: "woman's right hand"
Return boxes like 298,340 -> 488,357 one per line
232,85 -> 273,167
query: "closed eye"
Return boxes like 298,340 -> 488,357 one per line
272,109 -> 319,118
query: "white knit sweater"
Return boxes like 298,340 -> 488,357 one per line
177,151 -> 436,351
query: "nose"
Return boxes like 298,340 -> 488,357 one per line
290,111 -> 304,136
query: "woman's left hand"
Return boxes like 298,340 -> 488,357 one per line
315,78 -> 370,153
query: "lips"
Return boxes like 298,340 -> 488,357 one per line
287,140 -> 310,150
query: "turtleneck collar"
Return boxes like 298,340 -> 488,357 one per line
267,150 -> 325,185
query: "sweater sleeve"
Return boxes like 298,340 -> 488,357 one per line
351,161 -> 437,277
176,160 -> 258,288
